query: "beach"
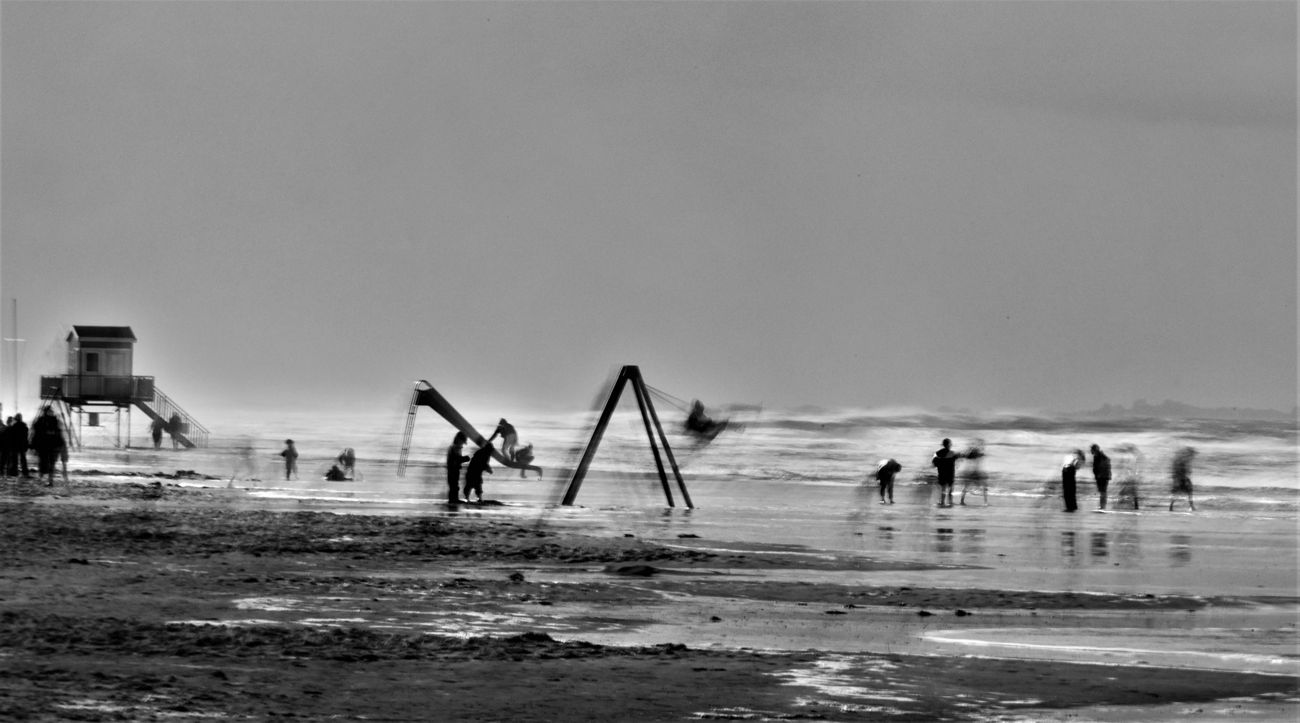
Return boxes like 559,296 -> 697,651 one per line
2,441 -> 1297,722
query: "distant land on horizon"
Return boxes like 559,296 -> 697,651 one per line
1069,399 -> 1297,423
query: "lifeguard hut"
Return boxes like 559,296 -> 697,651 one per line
39,326 -> 208,450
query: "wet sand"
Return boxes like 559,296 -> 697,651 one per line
1,473 -> 1297,721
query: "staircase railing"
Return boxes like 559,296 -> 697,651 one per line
144,386 -> 209,448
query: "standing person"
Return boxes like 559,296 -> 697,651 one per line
1169,446 -> 1197,511
30,407 -> 64,486
1090,444 -> 1112,510
1061,449 -> 1085,512
11,413 -> 30,478
959,440 -> 988,506
932,438 -> 961,508
487,418 -> 518,462
168,413 -> 183,449
463,442 -> 494,503
874,458 -> 902,504
280,439 -> 298,480
445,432 -> 470,505
0,417 -> 12,480
150,417 -> 166,449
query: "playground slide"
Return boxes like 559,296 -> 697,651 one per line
413,381 -> 543,476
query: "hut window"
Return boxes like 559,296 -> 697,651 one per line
85,352 -> 100,373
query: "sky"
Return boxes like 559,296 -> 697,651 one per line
1,1 -> 1295,423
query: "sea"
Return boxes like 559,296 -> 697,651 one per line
68,400 -> 1299,600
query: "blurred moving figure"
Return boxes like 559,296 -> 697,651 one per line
1169,446 -> 1197,511
960,439 -> 988,506
1114,444 -> 1142,510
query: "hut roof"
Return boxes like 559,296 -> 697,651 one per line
67,326 -> 137,342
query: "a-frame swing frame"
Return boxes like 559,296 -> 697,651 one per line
561,365 -> 693,509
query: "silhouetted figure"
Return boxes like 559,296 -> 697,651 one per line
280,439 -> 298,480
1115,444 -> 1142,509
488,419 -> 518,462
0,416 -> 13,479
1090,444 -> 1112,510
684,400 -> 728,441
960,440 -> 988,506
875,458 -> 902,504
336,448 -> 356,479
10,413 -> 30,477
168,413 -> 183,449
514,443 -> 536,478
445,432 -> 470,505
1169,446 -> 1197,511
932,438 -> 960,507
1061,449 -> 1084,512
30,407 -> 64,486
464,442 -> 494,503
150,417 -> 166,449
229,438 -> 256,488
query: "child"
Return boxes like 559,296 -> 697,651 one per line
281,439 -> 298,480
874,458 -> 902,504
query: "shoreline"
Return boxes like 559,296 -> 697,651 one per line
2,475 -> 1297,721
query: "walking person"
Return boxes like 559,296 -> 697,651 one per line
463,442 -> 494,503
875,458 -> 902,504
959,439 -> 988,506
280,439 -> 298,481
1115,444 -> 1142,509
1090,444 -> 1112,510
1169,446 -> 1197,511
168,413 -> 183,449
150,417 -> 166,449
30,407 -> 64,486
1061,449 -> 1085,512
11,413 -> 30,477
445,432 -> 470,505
932,438 -> 960,508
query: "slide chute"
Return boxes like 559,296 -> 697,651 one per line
397,380 -> 543,477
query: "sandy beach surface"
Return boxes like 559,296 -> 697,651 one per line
2,467 -> 1297,722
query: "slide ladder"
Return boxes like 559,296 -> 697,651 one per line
397,379 -> 543,477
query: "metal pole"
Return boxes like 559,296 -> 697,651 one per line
641,381 -> 693,509
561,367 -> 631,506
629,370 -> 675,506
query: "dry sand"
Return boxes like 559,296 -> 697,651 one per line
1,474 -> 1297,721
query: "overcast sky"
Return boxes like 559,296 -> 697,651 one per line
2,1 -> 1295,421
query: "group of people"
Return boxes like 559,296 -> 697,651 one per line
0,407 -> 68,485
873,438 -> 1198,513
149,413 -> 185,449
442,418 -> 535,505
874,438 -> 989,507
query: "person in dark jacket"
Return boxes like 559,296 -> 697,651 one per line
1090,444 -> 1112,510
30,407 -> 64,486
463,442 -> 494,503
445,432 -> 470,505
874,458 -> 902,504
1061,449 -> 1085,512
10,413 -> 30,477
931,438 -> 961,508
0,417 -> 13,479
